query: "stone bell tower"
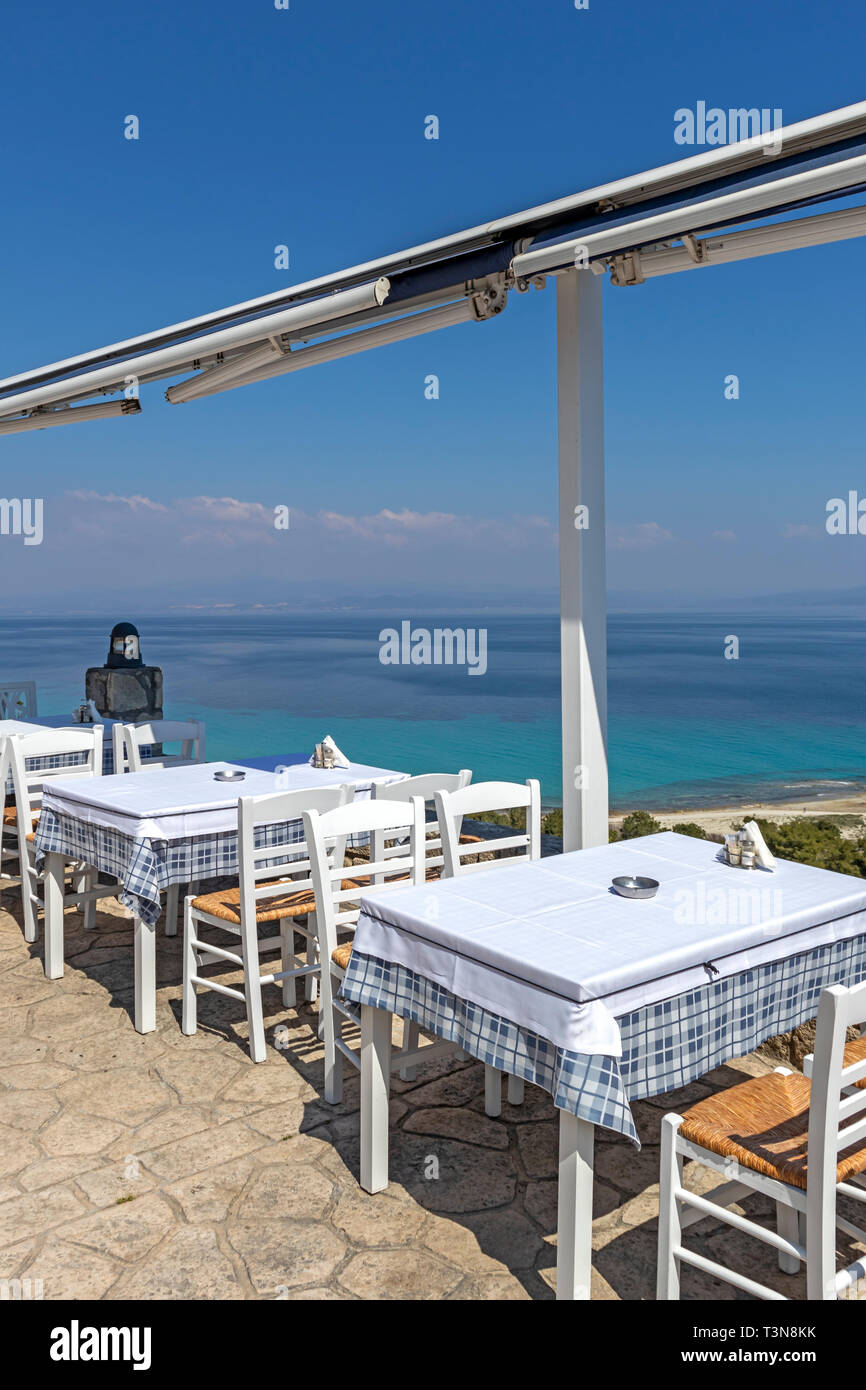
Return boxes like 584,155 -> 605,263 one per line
85,621 -> 163,721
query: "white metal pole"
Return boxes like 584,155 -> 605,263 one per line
557,270 -> 608,851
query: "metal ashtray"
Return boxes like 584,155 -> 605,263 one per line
214,769 -> 246,783
612,875 -> 659,900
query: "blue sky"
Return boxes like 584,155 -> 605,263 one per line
2,0 -> 866,608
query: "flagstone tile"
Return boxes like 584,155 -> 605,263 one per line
107,1227 -> 245,1300
55,1069 -> 171,1127
234,1161 -> 334,1223
0,1122 -> 41,1179
166,1156 -> 257,1223
331,1187 -> 426,1246
0,1184 -> 88,1246
73,1161 -> 156,1208
29,993 -> 126,1041
20,1238 -> 120,1300
138,1118 -> 270,1182
105,1106 -> 210,1160
64,1192 -> 175,1262
228,1219 -> 346,1293
0,1087 -> 61,1132
338,1247 -> 462,1300
18,1154 -> 105,1192
154,1052 -> 243,1104
40,1112 -> 127,1157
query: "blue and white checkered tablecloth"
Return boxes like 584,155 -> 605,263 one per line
33,806 -> 309,928
341,932 -> 866,1146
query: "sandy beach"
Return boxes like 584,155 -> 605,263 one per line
610,791 -> 866,840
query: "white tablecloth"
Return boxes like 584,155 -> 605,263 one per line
354,831 -> 866,1057
41,759 -> 407,840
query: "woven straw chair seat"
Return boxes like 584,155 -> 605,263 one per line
191,879 -> 360,926
331,942 -> 353,971
3,806 -> 38,829
679,1068 -> 866,1190
840,1034 -> 866,1088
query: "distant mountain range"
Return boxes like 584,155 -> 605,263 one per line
7,583 -> 866,618
608,585 -> 866,613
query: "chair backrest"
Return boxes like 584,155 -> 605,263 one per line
807,981 -> 866,1238
113,719 -> 206,773
372,770 -> 472,877
2,727 -> 104,836
434,779 -> 541,878
235,783 -> 355,929
303,797 -> 425,967
0,681 -> 37,719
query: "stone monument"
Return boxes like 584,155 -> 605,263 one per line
85,622 -> 163,721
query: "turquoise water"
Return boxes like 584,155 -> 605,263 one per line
3,610 -> 866,810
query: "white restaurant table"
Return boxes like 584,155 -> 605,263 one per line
341,832 -> 866,1300
34,757 -> 407,1033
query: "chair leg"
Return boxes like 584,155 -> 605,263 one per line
319,962 -> 343,1104
484,1065 -> 502,1117
239,913 -> 267,1064
21,842 -> 39,944
399,1020 -> 420,1081
657,1114 -> 684,1300
181,901 -> 198,1036
805,1183 -> 837,1299
776,1201 -> 801,1273
305,917 -> 318,1002
164,883 -> 179,937
280,921 -> 297,1008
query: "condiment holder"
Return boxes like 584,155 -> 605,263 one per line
725,830 -> 757,869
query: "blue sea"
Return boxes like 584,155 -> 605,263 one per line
3,610 -> 866,811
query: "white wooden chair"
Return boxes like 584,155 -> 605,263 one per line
182,783 -> 353,1063
304,796 -> 459,1105
435,778 -> 541,879
0,727 -> 112,943
112,718 -> 206,774
113,719 -> 206,935
0,681 -> 37,720
372,770 -> 473,1077
372,770 -> 472,878
658,978 -> 866,1300
434,778 -> 541,1116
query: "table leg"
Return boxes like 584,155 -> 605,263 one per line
43,851 -> 66,979
556,1111 -> 595,1300
134,914 -> 156,1034
360,1003 -> 391,1194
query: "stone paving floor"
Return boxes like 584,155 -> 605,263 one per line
1,888 -> 865,1301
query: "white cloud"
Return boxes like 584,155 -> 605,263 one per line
32,492 -> 558,598
607,521 -> 674,549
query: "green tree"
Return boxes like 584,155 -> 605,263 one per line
672,822 -> 707,840
618,810 -> 663,841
